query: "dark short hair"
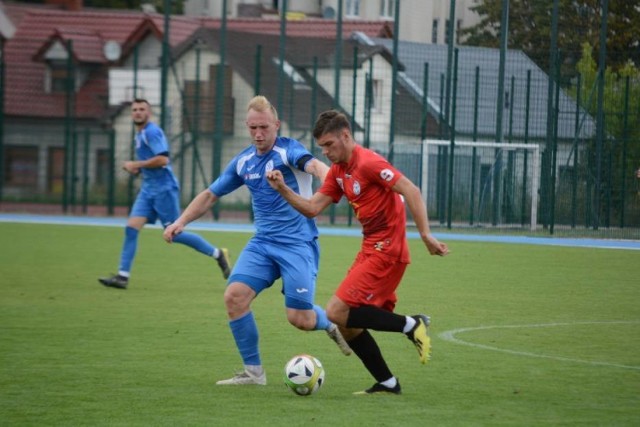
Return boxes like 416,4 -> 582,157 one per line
132,98 -> 150,106
312,110 -> 351,139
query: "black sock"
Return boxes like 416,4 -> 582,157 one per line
346,305 -> 406,332
348,330 -> 393,383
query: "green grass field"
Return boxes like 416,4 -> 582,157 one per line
1,222 -> 639,426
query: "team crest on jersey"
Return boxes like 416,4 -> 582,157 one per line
374,239 -> 391,251
352,180 -> 361,196
336,178 -> 344,191
380,169 -> 394,182
265,160 -> 274,173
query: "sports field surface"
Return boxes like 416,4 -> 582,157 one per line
1,221 -> 638,426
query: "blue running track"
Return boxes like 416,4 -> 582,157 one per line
1,213 -> 639,251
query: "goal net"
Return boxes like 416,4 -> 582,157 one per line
421,139 -> 540,230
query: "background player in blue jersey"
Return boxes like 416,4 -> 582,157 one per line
99,98 -> 230,290
163,96 -> 351,385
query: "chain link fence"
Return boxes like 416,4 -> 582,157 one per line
1,14 -> 638,239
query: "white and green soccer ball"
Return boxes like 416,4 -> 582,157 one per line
283,354 -> 325,396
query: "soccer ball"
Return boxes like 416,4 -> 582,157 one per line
283,354 -> 325,396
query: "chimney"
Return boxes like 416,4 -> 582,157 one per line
45,0 -> 83,11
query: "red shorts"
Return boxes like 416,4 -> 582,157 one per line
336,251 -> 408,312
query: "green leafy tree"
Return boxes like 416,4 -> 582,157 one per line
569,43 -> 640,219
461,0 -> 640,76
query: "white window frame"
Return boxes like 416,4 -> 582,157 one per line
379,0 -> 395,19
345,0 -> 360,17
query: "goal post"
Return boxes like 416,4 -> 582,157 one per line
421,139 -> 540,231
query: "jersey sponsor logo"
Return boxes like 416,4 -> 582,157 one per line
380,168 -> 394,182
244,173 -> 261,180
336,178 -> 344,191
353,181 -> 361,196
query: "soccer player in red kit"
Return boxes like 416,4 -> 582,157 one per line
267,110 -> 448,394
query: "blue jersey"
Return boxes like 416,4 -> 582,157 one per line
135,122 -> 179,194
209,136 -> 319,243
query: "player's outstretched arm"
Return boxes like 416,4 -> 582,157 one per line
266,170 -> 332,218
393,176 -> 449,256
123,155 -> 168,175
304,158 -> 330,183
163,189 -> 218,243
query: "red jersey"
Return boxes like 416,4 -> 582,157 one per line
319,145 -> 410,263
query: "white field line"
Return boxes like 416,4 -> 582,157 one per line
438,321 -> 640,371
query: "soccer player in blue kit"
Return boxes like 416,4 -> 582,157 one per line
163,96 -> 351,385
99,98 -> 230,289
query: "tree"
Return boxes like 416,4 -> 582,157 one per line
568,43 -> 640,224
460,0 -> 640,77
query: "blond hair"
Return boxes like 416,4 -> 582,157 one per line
247,95 -> 279,121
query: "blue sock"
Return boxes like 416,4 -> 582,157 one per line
118,226 -> 139,275
313,305 -> 331,330
171,231 -> 215,256
230,311 -> 261,366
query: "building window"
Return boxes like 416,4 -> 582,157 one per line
379,0 -> 395,18
95,149 -> 110,187
47,147 -> 65,194
346,0 -> 360,17
46,60 -> 73,94
445,19 -> 450,44
4,146 -> 38,189
372,78 -> 383,111
432,19 -> 439,43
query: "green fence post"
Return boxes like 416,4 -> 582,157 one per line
522,69 -> 532,227
446,48 -> 458,229
212,0 -> 228,220
549,64 -> 561,235
82,128 -> 90,214
107,129 -> 115,216
619,76 -> 630,228
470,66 -> 479,225
63,39 -> 75,213
310,56 -> 318,154
191,44 -> 202,201
254,44 -> 262,96
493,0 -> 509,226
277,0 -> 288,119
420,62 -> 430,194
0,38 -> 5,202
571,73 -> 581,228
594,0 -> 609,230
70,129 -> 78,210
505,75 -> 515,224
388,0 -> 400,164
364,64 -> 373,149
128,45 -> 138,214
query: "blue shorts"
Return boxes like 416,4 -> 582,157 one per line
130,187 -> 181,227
228,236 -> 320,310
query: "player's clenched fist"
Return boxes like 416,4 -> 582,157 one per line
266,170 -> 285,190
163,222 -> 184,243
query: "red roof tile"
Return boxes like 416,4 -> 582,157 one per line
4,3 -> 391,120
203,17 -> 392,39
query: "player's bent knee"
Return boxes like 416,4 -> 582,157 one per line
223,282 -> 254,315
287,309 -> 315,331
